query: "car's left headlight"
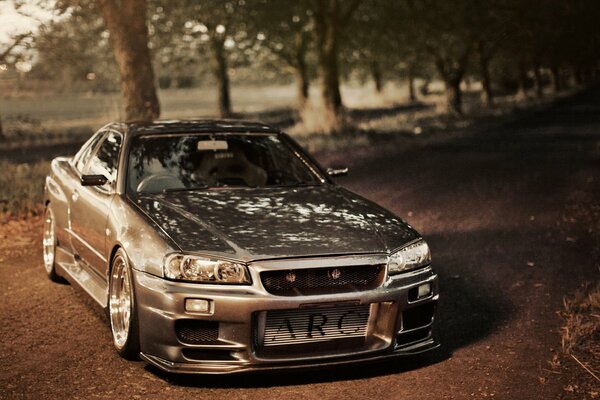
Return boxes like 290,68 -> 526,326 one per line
164,254 -> 251,284
388,240 -> 431,274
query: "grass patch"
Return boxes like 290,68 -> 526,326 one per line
561,283 -> 600,355
0,114 -> 93,148
0,160 -> 49,221
559,283 -> 600,395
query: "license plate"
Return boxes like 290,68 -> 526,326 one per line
262,304 -> 370,347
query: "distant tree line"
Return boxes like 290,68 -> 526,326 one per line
0,32 -> 33,137
14,0 -> 600,132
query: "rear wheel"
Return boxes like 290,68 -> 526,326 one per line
108,249 -> 140,359
42,207 -> 61,282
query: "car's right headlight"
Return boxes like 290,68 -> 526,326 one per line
164,254 -> 251,284
388,240 -> 431,274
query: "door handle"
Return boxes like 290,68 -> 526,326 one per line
72,190 -> 79,202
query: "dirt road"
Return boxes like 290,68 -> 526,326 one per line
1,88 -> 598,399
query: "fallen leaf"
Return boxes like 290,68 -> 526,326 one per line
564,385 -> 574,392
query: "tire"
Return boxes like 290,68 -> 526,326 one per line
42,207 -> 62,282
108,248 -> 140,360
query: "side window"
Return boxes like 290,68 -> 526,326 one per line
86,131 -> 122,183
74,131 -> 106,173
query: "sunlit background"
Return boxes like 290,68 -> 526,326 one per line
2,0 -> 599,143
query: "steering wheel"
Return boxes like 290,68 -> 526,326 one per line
136,173 -> 185,193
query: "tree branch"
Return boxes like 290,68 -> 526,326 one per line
0,32 -> 32,63
339,0 -> 361,25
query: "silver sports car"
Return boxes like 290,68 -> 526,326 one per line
43,120 -> 439,374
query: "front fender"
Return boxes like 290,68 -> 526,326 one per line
46,158 -> 73,251
107,196 -> 178,278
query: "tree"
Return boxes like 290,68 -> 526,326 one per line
97,0 -> 160,121
347,0 -> 433,103
403,0 -> 474,116
0,32 -> 33,138
163,0 -> 255,118
344,0 -> 391,96
469,0 -> 509,108
250,0 -> 313,111
309,0 -> 361,133
499,0 -> 568,98
31,6 -> 118,92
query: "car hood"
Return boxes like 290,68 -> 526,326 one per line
134,185 -> 420,262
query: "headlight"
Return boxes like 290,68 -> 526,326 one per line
388,240 -> 431,274
164,254 -> 251,284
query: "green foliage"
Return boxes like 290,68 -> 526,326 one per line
29,3 -> 119,92
4,0 -> 600,122
24,0 -> 600,92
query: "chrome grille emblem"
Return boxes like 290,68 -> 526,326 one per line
285,272 -> 296,283
328,268 -> 342,280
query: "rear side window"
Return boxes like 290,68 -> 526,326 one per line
87,131 -> 122,182
74,131 -> 106,173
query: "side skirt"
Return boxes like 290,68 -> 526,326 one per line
55,246 -> 108,308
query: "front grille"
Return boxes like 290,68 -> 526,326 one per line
175,320 -> 219,344
260,264 -> 385,296
262,304 -> 371,347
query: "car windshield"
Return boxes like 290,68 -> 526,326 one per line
127,133 -> 321,193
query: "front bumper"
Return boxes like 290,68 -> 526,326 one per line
132,257 -> 439,375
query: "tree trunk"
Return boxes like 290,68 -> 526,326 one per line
533,65 -> 544,98
407,70 -> 416,102
445,78 -> 463,116
98,0 -> 159,122
293,30 -> 309,111
574,66 -> 584,85
550,66 -> 561,92
309,0 -> 360,133
313,0 -> 343,132
294,66 -> 309,111
0,114 -> 4,140
516,61 -> 528,99
317,26 -> 342,115
478,42 -> 493,107
370,61 -> 383,94
210,37 -> 232,118
420,79 -> 430,96
434,47 -> 469,117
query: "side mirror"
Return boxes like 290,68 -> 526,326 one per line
81,174 -> 108,186
326,166 -> 349,177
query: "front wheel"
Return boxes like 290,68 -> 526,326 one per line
108,249 -> 140,359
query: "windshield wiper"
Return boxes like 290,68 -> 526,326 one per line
161,185 -> 209,193
268,182 -> 319,188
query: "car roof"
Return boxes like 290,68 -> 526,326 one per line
104,119 -> 281,137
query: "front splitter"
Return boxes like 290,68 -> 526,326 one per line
140,338 -> 440,375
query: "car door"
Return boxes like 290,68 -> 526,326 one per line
70,130 -> 122,277
50,130 -> 106,255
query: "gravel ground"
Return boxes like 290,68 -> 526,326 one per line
1,87 -> 599,399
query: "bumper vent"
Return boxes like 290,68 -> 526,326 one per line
402,303 -> 435,331
182,349 -> 234,361
395,302 -> 436,348
396,327 -> 431,347
261,264 -> 385,296
175,320 -> 219,344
